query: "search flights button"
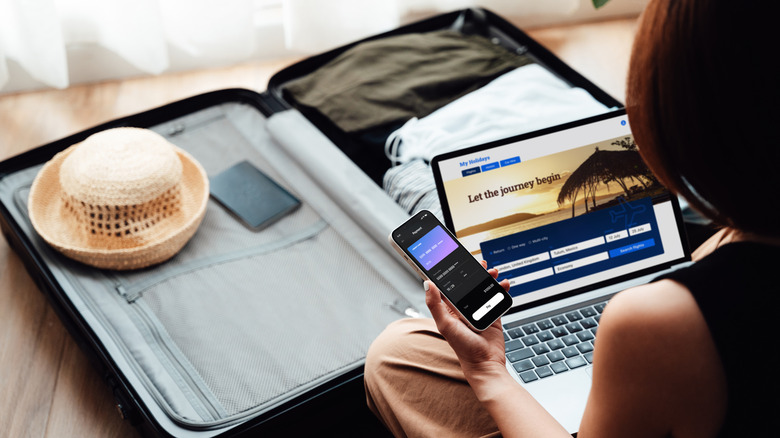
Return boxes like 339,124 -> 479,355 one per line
608,238 -> 656,258
473,292 -> 504,321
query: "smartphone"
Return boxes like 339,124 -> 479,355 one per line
389,210 -> 512,331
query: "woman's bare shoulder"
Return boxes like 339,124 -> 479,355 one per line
603,279 -> 697,328
579,280 -> 727,437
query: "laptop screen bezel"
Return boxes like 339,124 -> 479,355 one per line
430,109 -> 692,314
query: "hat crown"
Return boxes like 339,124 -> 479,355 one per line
59,127 -> 182,206
57,127 -> 186,250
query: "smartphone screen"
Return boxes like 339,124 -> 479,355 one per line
390,210 -> 512,331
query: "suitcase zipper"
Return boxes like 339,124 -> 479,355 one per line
129,300 -> 228,422
110,219 -> 328,302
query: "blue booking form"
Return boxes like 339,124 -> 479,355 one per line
480,197 -> 663,296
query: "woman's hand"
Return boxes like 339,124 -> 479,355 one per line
424,261 -> 511,378
425,263 -> 572,437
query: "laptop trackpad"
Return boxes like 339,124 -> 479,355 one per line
523,368 -> 592,434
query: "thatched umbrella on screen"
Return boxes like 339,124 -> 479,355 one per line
557,148 -> 655,217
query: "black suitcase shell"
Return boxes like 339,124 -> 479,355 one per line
0,8 -> 622,436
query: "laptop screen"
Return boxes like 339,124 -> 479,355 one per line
431,110 -> 690,309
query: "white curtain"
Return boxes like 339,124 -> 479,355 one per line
0,0 -> 644,93
0,0 -> 258,92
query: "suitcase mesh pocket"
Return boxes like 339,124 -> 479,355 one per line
135,224 -> 405,420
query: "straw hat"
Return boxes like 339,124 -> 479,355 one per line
28,127 -> 209,270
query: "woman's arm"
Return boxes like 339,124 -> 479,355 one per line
425,266 -> 726,438
423,266 -> 571,438
577,281 -> 727,438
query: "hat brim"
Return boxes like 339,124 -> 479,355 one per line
28,143 -> 209,270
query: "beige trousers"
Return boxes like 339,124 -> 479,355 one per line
364,318 -> 501,438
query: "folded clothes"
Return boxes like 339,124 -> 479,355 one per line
283,30 -> 532,133
382,159 -> 443,220
384,63 -> 613,165
383,63 -> 614,216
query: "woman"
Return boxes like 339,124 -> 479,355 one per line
364,0 -> 779,436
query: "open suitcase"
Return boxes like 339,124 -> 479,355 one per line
0,8 -> 623,437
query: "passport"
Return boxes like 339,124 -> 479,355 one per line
210,160 -> 300,230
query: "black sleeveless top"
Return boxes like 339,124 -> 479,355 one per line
655,242 -> 780,437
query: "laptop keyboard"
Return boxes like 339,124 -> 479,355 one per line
503,301 -> 608,383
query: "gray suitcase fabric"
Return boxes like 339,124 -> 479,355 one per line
0,103 -> 423,431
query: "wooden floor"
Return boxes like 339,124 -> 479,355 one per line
0,17 -> 638,437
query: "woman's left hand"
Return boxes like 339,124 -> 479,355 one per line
424,261 -> 511,378
426,263 -> 573,437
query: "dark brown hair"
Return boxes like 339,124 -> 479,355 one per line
626,0 -> 779,237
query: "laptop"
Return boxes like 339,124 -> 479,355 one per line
430,109 -> 691,433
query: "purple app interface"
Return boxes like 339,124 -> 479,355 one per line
407,225 -> 488,305
408,226 -> 458,271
